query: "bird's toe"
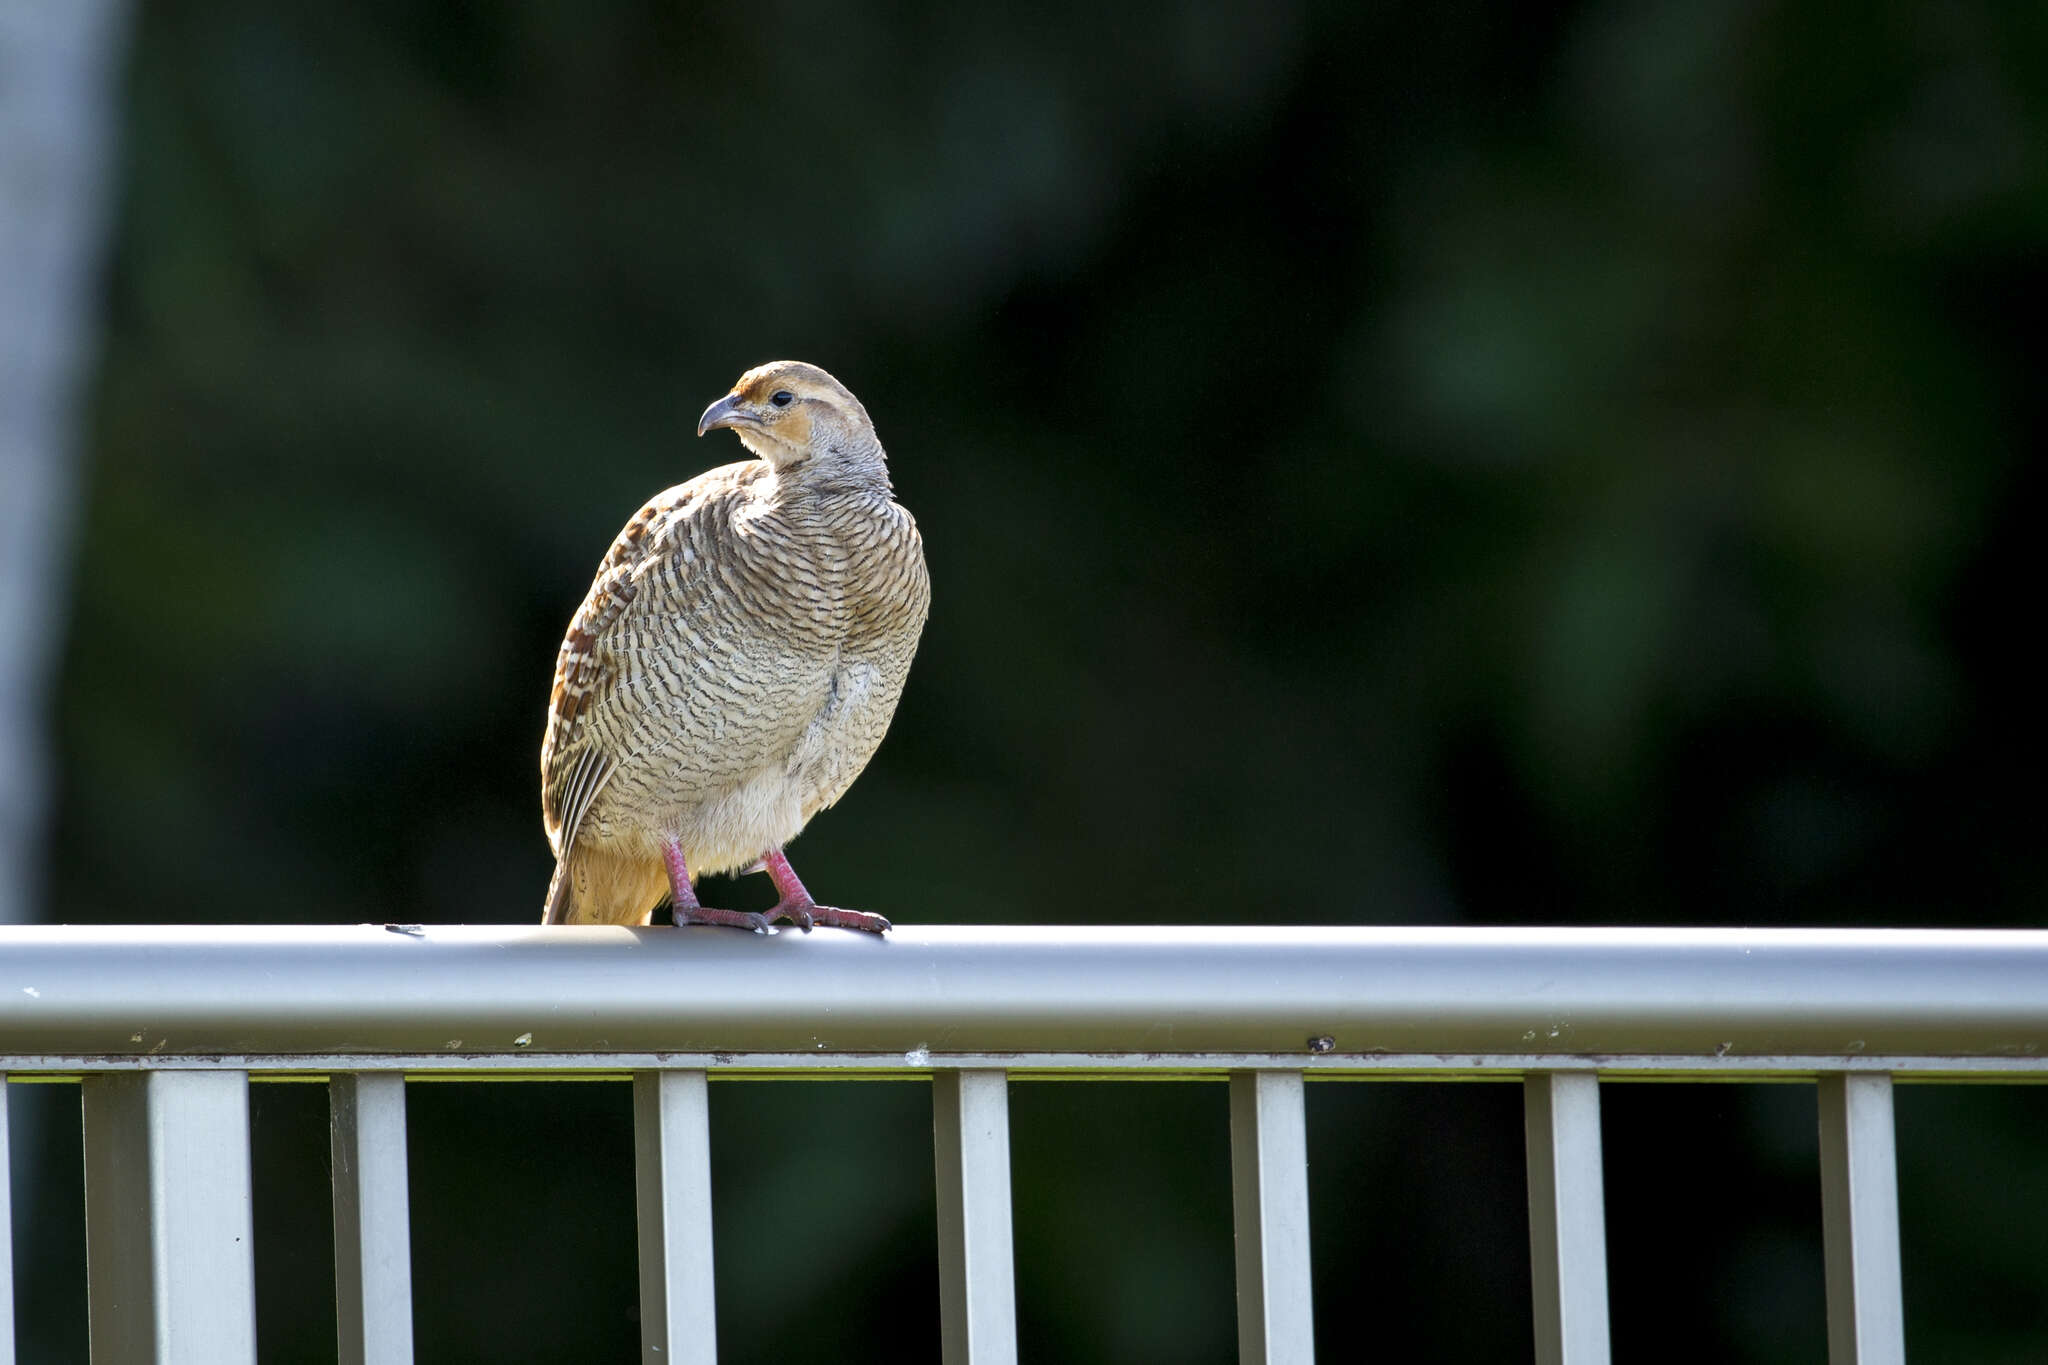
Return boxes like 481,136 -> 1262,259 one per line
674,904 -> 778,934
808,906 -> 892,934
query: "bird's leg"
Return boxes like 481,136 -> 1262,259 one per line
663,838 -> 773,933
759,848 -> 891,933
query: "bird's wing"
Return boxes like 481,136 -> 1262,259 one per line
539,492 -> 670,856
541,462 -> 789,858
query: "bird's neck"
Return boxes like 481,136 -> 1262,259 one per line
777,432 -> 892,497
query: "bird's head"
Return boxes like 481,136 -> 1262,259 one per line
695,361 -> 883,478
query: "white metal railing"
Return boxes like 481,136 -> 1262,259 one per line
5,923 -> 2048,1364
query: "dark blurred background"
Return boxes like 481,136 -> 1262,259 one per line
7,0 -> 2047,1360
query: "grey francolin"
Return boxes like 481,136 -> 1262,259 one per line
540,361 -> 929,932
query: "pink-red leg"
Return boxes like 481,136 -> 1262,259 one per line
760,848 -> 892,934
663,837 -> 772,932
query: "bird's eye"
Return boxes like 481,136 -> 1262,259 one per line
770,390 -> 795,408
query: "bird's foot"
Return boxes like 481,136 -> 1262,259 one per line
764,898 -> 891,934
673,904 -> 775,934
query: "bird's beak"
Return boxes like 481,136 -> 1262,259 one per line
695,393 -> 755,438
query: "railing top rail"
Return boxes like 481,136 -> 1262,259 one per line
4,924 -> 2047,1069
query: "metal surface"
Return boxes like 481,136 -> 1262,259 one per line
1229,1071 -> 1314,1365
330,1074 -> 414,1365
82,1070 -> 257,1364
0,1076 -> 12,1365
1818,1074 -> 1905,1365
5,1049 -> 2048,1079
1525,1073 -> 1611,1365
0,929 -> 2002,1363
933,1070 -> 1017,1365
6,925 -> 2048,1061
633,1070 -> 717,1365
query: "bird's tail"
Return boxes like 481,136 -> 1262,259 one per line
542,844 -> 669,926
542,852 -> 577,925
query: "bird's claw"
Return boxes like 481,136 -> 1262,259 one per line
766,900 -> 817,932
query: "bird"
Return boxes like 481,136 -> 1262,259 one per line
539,361 -> 930,932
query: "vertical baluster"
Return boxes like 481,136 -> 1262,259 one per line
1524,1072 -> 1611,1365
1,1074 -> 14,1365
331,1073 -> 414,1365
1818,1073 -> 1905,1365
1229,1070 -> 1315,1365
82,1070 -> 258,1365
633,1070 -> 716,1365
933,1070 -> 1017,1365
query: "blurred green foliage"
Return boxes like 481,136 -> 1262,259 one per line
20,0 -> 2048,1360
